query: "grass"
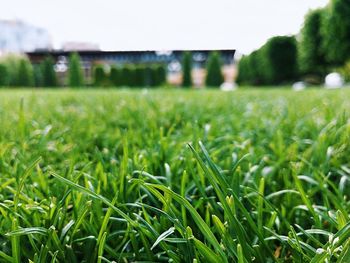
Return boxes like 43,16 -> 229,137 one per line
0,88 -> 349,262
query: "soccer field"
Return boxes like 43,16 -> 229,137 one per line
0,88 -> 349,262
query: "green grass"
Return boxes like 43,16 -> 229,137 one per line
0,88 -> 350,262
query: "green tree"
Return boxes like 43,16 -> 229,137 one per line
261,36 -> 298,84
299,9 -> 327,76
0,54 -> 21,86
68,52 -> 84,87
110,66 -> 121,87
144,66 -> 153,87
156,64 -> 166,86
33,65 -> 43,87
93,65 -> 106,87
0,63 -> 9,86
17,58 -> 34,87
121,65 -> 132,87
134,65 -> 145,87
205,51 -> 224,87
182,51 -> 192,87
41,56 -> 57,87
321,0 -> 350,65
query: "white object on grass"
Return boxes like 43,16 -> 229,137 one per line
292,81 -> 306,91
220,82 -> 237,91
325,73 -> 344,89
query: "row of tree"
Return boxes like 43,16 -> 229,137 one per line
237,0 -> 350,85
0,51 -> 225,88
237,36 -> 298,85
0,53 -> 84,87
94,64 -> 166,87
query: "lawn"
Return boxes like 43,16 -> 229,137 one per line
0,88 -> 349,262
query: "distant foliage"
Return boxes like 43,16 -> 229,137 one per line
0,63 -> 9,86
143,66 -> 153,87
120,65 -> 133,87
182,51 -> 192,87
238,36 -> 298,85
0,54 -> 22,86
321,0 -> 350,65
262,36 -> 298,84
153,65 -> 166,86
33,65 -> 43,87
93,65 -> 107,87
134,66 -> 145,87
41,56 -> 57,87
68,52 -> 84,87
338,60 -> 350,82
110,66 -> 122,87
205,51 -> 224,87
299,9 -> 327,76
17,58 -> 34,87
237,51 -> 263,85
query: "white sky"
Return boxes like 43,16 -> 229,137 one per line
0,0 -> 328,54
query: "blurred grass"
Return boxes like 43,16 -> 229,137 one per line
0,87 -> 349,262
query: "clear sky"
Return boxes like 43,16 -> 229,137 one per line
0,0 -> 328,54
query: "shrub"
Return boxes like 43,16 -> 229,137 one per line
338,60 -> 350,82
93,65 -> 107,87
120,65 -> 133,87
182,51 -> 192,87
41,56 -> 57,87
110,66 -> 121,87
205,51 -> 224,87
152,65 -> 166,87
0,63 -> 9,86
0,54 -> 22,86
33,65 -> 43,87
143,66 -> 154,87
237,36 -> 298,85
298,9 -> 327,76
159,65 -> 167,86
68,52 -> 84,87
260,36 -> 298,84
17,58 -> 34,87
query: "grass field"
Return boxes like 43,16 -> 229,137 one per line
0,88 -> 350,263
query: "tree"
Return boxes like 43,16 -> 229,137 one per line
144,66 -> 153,87
110,66 -> 121,86
156,65 -> 166,86
33,65 -> 43,87
134,65 -> 145,87
182,51 -> 192,87
321,0 -> 350,65
68,52 -> 84,87
41,56 -> 57,87
205,51 -> 224,87
17,58 -> 34,87
120,65 -> 132,87
0,54 -> 21,86
261,36 -> 298,84
0,63 -> 9,86
299,9 -> 327,76
93,65 -> 106,87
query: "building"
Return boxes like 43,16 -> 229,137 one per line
0,20 -> 52,53
26,49 -> 236,86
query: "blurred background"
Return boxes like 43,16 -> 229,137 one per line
0,0 -> 348,89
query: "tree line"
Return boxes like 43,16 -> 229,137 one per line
0,51 -> 225,88
0,52 -> 168,88
237,0 -> 350,85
